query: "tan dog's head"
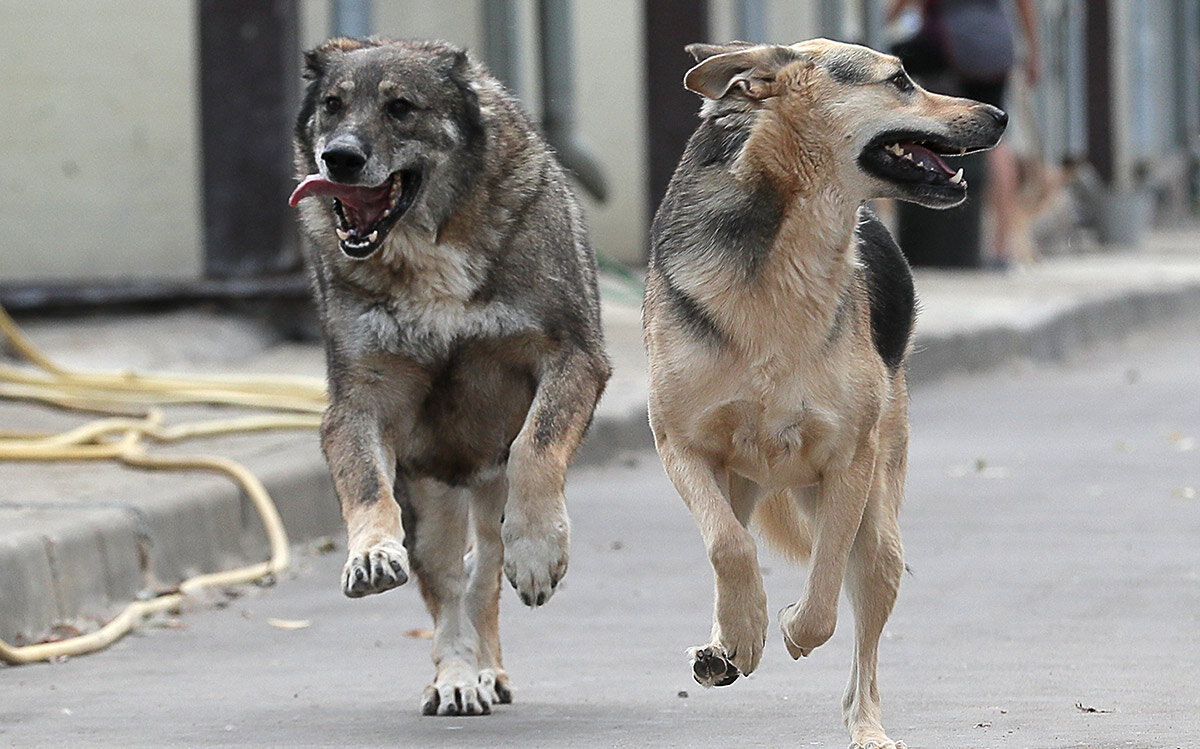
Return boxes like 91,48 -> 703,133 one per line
684,38 -> 1007,208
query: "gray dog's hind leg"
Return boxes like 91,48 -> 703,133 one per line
465,475 -> 513,704
410,480 -> 495,717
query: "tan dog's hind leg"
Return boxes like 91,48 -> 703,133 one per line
465,475 -> 514,705
842,429 -> 907,749
409,479 -> 497,717
503,350 -> 608,608
322,407 -> 409,598
660,442 -> 768,686
780,431 -> 878,658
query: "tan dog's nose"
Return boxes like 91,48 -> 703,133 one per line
980,103 -> 1008,130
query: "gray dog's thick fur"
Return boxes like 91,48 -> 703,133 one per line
292,37 -> 610,716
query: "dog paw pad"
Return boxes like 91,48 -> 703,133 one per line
342,541 -> 408,597
689,645 -> 740,688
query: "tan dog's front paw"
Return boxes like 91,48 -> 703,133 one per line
714,580 -> 768,676
341,540 -> 409,597
779,599 -> 837,658
501,510 -> 568,607
851,740 -> 906,749
688,644 -> 740,687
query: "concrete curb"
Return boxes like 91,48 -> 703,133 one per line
906,281 -> 1200,384
0,438 -> 336,649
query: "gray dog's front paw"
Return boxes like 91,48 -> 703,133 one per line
342,540 -> 409,597
501,511 -> 568,607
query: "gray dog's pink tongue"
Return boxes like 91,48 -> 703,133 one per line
289,175 -> 393,231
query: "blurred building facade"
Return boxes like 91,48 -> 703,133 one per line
0,0 -> 1196,294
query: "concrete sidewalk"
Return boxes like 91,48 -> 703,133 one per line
3,226 -> 1200,651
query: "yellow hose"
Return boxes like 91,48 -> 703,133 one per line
0,303 -> 328,665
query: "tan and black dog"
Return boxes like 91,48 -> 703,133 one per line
644,39 -> 1006,749
290,38 -> 610,716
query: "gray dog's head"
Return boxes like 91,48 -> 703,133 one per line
291,38 -> 486,258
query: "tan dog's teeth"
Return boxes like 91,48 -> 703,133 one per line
902,152 -> 914,162
368,231 -> 378,242
949,168 -> 964,184
887,143 -> 904,156
336,228 -> 350,241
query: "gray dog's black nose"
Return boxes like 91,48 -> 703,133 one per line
322,146 -> 367,182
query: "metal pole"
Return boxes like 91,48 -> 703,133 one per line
537,0 -> 608,202
734,0 -> 768,43
197,0 -> 300,278
1084,0 -> 1115,185
1084,0 -> 1146,245
1107,0 -> 1133,194
331,0 -> 372,38
642,0 -> 709,217
861,0 -> 886,50
818,0 -> 845,41
1065,0 -> 1087,160
1174,0 -> 1200,151
482,0 -> 524,98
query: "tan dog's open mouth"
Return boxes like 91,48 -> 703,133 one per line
859,131 -> 978,206
289,169 -> 423,258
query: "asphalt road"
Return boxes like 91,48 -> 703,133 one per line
2,318 -> 1198,748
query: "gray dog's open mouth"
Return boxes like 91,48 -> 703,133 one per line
289,169 -> 422,258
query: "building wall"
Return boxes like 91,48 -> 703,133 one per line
1,1 -> 1194,285
0,1 -> 201,283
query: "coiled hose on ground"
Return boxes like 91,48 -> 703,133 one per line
0,304 -> 327,665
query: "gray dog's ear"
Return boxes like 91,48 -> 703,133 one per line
685,41 -> 756,62
684,44 -> 807,101
302,37 -> 381,80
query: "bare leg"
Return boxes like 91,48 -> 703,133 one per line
987,142 -> 1019,265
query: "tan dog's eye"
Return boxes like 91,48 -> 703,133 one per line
888,71 -> 914,94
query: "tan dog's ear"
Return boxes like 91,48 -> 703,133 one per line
683,44 -> 806,101
685,41 -> 756,62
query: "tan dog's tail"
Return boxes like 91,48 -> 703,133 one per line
751,491 -> 812,563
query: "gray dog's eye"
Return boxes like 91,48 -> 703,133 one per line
386,98 -> 414,120
323,96 -> 343,115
